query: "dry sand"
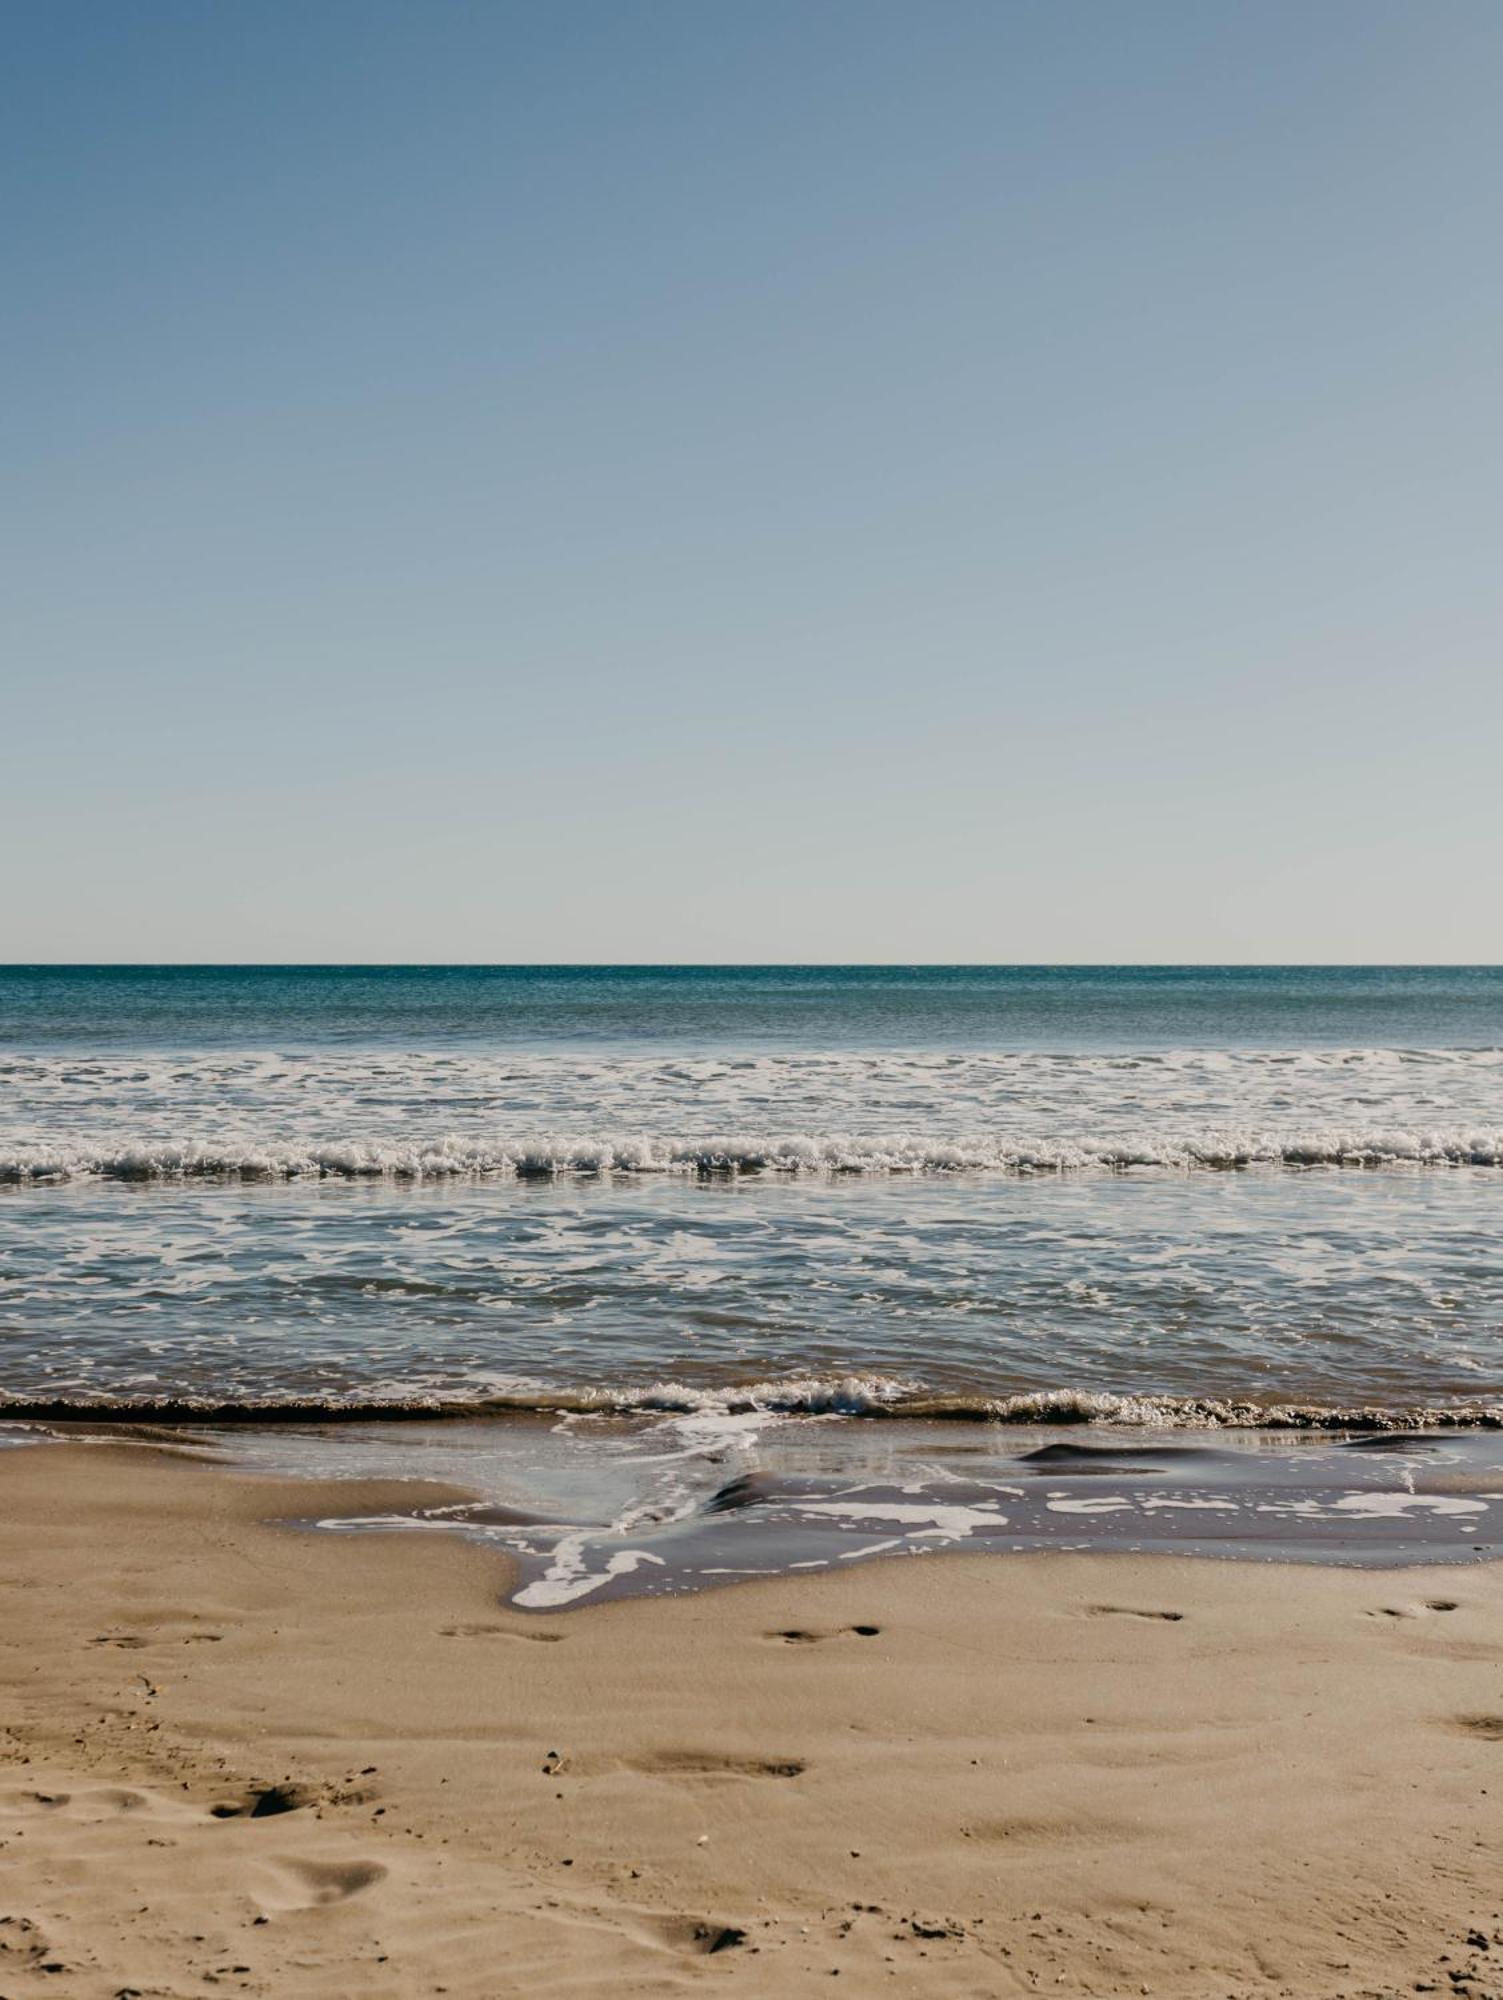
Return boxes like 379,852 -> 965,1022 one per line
3,1442 -> 1502,1999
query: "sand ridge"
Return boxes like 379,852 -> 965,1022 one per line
3,1442 -> 1503,1997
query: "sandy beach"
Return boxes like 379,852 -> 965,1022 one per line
1,1443 -> 1500,1998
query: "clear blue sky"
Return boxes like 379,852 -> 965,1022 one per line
5,0 -> 1500,961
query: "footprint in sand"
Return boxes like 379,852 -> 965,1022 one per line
604,1911 -> 748,1957
1370,1599 -> 1460,1620
83,1787 -> 153,1815
255,1857 -> 387,1911
440,1622 -> 565,1642
646,1916 -> 748,1955
965,1813 -> 1130,1850
1083,1605 -> 1184,1622
628,1750 -> 806,1781
90,1627 -> 224,1649
1450,1715 -> 1503,1740
209,1783 -> 313,1820
0,1780 -> 204,1826
767,1625 -> 882,1645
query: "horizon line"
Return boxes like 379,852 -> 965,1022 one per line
3,963 -> 1502,975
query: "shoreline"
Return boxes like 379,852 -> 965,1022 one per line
12,1415 -> 1503,1612
4,1445 -> 1503,1996
7,1389 -> 1503,1427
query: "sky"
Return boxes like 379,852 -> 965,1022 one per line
4,0 -> 1501,962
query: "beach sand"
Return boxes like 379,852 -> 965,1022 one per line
3,1444 -> 1502,1998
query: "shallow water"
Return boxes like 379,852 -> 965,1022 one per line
4,1170 -> 1503,1418
28,1414 -> 1503,1607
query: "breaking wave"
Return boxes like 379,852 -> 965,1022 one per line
6,1126 -> 1503,1182
6,1378 -> 1502,1431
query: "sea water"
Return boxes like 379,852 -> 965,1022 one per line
4,966 -> 1503,1599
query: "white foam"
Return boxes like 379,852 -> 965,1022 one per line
513,1542 -> 667,1609
794,1499 -> 1011,1538
6,1122 -> 1503,1182
6,1045 -> 1503,1182
1328,1493 -> 1488,1519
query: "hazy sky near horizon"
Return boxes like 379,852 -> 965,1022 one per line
5,0 -> 1502,962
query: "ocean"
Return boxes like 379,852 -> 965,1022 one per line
5,964 -> 1503,1603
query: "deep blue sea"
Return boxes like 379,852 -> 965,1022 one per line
5,962 -> 1503,1052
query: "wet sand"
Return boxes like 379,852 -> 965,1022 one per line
4,1443 -> 1503,1998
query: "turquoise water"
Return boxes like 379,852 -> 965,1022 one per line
2,965 -> 1502,1422
5,963 -> 1503,1049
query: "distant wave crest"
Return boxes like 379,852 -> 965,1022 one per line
6,1126 -> 1503,1183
